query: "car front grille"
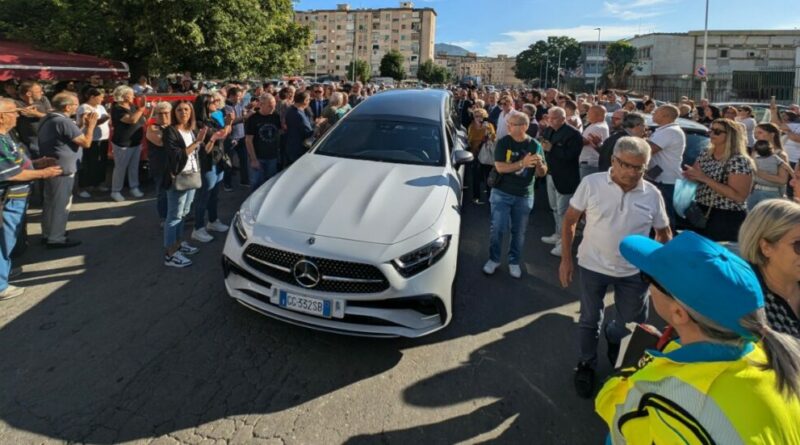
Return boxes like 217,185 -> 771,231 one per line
243,244 -> 390,294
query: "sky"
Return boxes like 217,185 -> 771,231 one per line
294,0 -> 800,56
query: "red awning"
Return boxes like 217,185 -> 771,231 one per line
0,40 -> 129,82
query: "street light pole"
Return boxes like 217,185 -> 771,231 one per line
595,27 -> 602,93
544,52 -> 549,89
700,0 -> 710,100
556,48 -> 563,91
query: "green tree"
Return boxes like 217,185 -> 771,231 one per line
431,65 -> 450,84
603,41 -> 639,88
346,59 -> 371,83
416,59 -> 437,83
380,50 -> 406,81
0,0 -> 311,78
514,36 -> 581,87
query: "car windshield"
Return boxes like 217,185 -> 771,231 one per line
315,119 -> 444,166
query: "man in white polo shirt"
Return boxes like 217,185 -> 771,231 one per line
558,136 -> 672,399
646,104 -> 685,227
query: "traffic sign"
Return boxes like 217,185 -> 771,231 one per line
696,65 -> 707,78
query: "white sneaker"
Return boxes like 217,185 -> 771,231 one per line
110,192 -> 125,202
206,220 -> 230,233
541,233 -> 561,245
550,243 -> 562,257
509,264 -> 522,278
78,190 -> 91,198
483,260 -> 500,275
164,252 -> 192,268
179,241 -> 199,256
130,188 -> 144,198
191,228 -> 214,243
0,285 -> 24,300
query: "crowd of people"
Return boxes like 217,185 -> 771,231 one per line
456,85 -> 800,442
2,73 -> 800,442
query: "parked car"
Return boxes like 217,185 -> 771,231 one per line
713,102 -> 789,124
606,114 -> 709,166
222,89 -> 473,338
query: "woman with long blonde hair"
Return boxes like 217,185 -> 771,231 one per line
683,118 -> 754,241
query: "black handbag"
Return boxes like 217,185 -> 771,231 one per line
685,202 -> 712,229
487,167 -> 503,188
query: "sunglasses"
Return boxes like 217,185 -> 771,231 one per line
710,128 -> 727,136
613,156 -> 647,172
640,272 -> 671,296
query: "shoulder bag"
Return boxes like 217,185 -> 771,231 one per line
173,131 -> 202,191
478,139 -> 496,165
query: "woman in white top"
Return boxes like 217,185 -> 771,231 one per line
161,100 -> 221,268
76,88 -> 110,197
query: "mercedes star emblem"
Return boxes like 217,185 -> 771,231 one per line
293,259 -> 321,288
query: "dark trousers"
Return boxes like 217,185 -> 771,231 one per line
696,204 -> 747,242
78,139 -> 108,188
223,138 -> 249,187
655,182 -> 675,229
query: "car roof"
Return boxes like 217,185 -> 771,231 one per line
605,113 -> 709,132
348,89 -> 447,122
713,102 -> 788,109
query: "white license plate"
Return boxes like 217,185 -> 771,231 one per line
278,290 -> 331,318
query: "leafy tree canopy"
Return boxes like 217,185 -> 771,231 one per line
416,59 -> 449,84
514,36 -> 581,86
603,40 -> 639,88
379,50 -> 406,81
346,59 -> 371,83
0,0 -> 311,78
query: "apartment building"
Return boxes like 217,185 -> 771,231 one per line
626,30 -> 800,102
577,41 -> 612,91
294,2 -> 436,79
434,52 -> 522,86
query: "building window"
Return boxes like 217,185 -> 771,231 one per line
401,35 -> 406,41
373,44 -> 380,50
719,49 -> 729,58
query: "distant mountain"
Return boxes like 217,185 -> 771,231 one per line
435,43 -> 469,56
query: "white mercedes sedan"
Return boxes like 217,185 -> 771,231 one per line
222,89 -> 474,337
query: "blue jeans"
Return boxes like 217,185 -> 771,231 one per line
747,187 -> 783,210
655,182 -> 676,229
223,138 -> 248,187
194,165 -> 224,229
578,267 -> 650,368
489,188 -> 534,265
546,175 -> 572,236
0,199 -> 26,291
164,187 -> 196,249
249,158 -> 279,191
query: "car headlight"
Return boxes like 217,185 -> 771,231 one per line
392,235 -> 451,278
233,208 -> 254,244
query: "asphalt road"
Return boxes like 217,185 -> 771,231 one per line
0,179 -> 611,444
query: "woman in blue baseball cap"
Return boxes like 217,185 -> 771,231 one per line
596,230 -> 800,444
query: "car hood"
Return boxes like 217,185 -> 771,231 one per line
249,154 -> 453,245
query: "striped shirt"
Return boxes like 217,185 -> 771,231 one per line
0,133 -> 33,199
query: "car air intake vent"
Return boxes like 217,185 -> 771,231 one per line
243,244 -> 390,294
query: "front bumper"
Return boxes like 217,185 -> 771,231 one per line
221,229 -> 456,338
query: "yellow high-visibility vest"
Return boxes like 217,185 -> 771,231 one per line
596,341 -> 800,444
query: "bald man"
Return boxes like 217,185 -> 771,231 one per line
579,105 -> 610,178
647,104 -> 685,228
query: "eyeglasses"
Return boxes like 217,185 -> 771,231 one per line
613,156 -> 647,173
710,128 -> 727,136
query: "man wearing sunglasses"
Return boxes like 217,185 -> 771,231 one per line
558,136 -> 672,399
309,85 -> 328,121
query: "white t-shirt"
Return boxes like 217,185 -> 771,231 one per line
76,103 -> 110,141
567,114 -> 583,133
496,110 -> 511,141
569,171 -> 669,277
579,121 -> 610,166
738,117 -> 756,147
178,129 -> 198,173
784,123 -> 800,163
648,122 -> 686,185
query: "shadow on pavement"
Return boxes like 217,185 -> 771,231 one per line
346,313 -> 606,444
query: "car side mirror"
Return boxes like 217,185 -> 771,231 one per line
452,150 -> 474,166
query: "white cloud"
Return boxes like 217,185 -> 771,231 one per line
484,25 -> 650,57
448,40 -> 476,49
603,0 -> 671,21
